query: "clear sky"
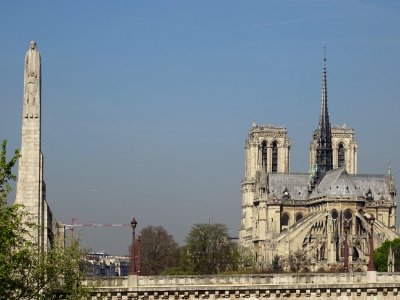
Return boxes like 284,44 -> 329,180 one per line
1,1 -> 399,255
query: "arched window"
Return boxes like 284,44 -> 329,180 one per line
352,247 -> 359,262
281,212 -> 289,231
272,141 -> 278,173
343,209 -> 353,221
295,213 -> 304,223
261,141 -> 267,171
338,143 -> 345,168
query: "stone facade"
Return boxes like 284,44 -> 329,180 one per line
239,59 -> 398,271
14,41 -> 62,250
240,124 -> 290,248
310,125 -> 358,175
87,272 -> 400,299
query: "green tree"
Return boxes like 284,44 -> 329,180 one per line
184,224 -> 237,274
285,249 -> 311,273
139,225 -> 179,275
374,238 -> 400,272
272,254 -> 282,272
231,245 -> 255,272
161,246 -> 193,275
0,140 -> 89,300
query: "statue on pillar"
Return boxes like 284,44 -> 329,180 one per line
24,41 -> 41,106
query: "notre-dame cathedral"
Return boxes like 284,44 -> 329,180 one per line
239,57 -> 398,271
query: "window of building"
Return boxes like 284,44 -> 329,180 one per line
338,143 -> 345,168
343,209 -> 353,221
281,212 -> 289,231
261,141 -> 267,171
272,141 -> 278,173
295,212 -> 304,222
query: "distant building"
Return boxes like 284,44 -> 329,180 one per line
239,57 -> 398,271
86,252 -> 130,276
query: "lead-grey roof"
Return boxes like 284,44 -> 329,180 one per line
351,174 -> 390,200
309,168 -> 363,199
310,168 -> 390,199
264,168 -> 391,201
267,173 -> 310,200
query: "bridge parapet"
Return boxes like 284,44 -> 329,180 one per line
87,272 -> 400,299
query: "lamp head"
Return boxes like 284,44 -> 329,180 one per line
131,217 -> 137,230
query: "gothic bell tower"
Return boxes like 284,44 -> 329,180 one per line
239,123 -> 291,246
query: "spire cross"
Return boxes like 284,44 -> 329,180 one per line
323,46 -> 327,62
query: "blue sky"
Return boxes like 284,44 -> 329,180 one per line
1,1 -> 399,255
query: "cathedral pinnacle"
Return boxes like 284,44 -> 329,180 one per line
314,49 -> 333,182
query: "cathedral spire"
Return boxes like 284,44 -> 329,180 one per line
314,48 -> 333,181
320,48 -> 329,133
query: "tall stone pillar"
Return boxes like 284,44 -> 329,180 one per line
327,216 -> 336,264
354,145 -> 358,174
267,146 -> 272,173
15,41 -> 46,250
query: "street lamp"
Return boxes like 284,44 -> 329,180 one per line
130,217 -> 137,275
368,215 -> 375,271
343,220 -> 350,272
137,235 -> 141,274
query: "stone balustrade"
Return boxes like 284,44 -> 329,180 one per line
87,272 -> 400,299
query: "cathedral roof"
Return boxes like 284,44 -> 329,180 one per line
352,174 -> 391,200
309,167 -> 391,200
268,173 -> 310,200
264,168 -> 392,202
310,167 -> 362,199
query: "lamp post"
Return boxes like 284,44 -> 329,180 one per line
368,215 -> 375,271
137,235 -> 141,274
130,217 -> 137,275
343,220 -> 350,272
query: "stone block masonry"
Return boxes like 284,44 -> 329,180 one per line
14,41 -> 61,250
87,272 -> 400,299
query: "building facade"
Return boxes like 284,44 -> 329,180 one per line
239,58 -> 398,271
86,252 -> 130,276
310,125 -> 358,175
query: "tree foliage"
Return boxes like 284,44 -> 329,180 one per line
272,254 -> 282,272
139,225 -> 179,275
0,140 -> 89,300
285,249 -> 311,273
374,238 -> 400,272
184,224 -> 237,274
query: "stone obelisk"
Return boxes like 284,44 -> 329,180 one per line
15,41 -> 46,249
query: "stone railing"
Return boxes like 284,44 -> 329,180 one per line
86,272 -> 400,299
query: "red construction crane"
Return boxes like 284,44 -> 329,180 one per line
65,218 -> 131,238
